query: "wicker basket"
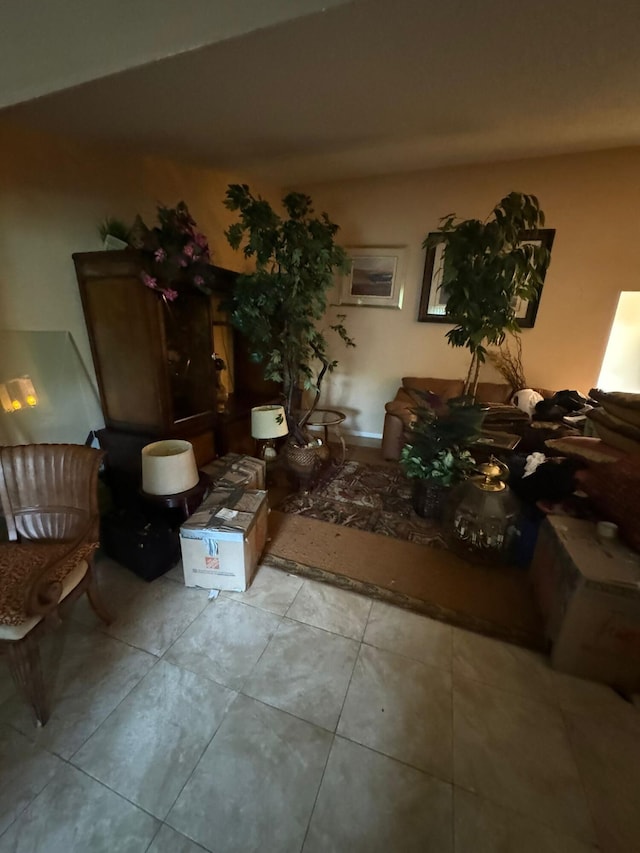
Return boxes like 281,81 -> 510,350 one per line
283,440 -> 322,480
315,443 -> 332,464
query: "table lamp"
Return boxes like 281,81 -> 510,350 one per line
251,405 -> 289,461
141,439 -> 199,495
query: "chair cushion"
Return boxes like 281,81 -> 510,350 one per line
386,387 -> 415,409
475,382 -> 513,404
401,377 -> 513,404
0,541 -> 93,629
0,560 -> 88,641
384,399 -> 416,425
401,378 -> 465,399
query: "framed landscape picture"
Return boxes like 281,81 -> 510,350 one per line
418,229 -> 555,327
339,247 -> 406,309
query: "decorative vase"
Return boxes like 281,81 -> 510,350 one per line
444,458 -> 518,563
411,479 -> 447,520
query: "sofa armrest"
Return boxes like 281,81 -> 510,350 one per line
382,412 -> 410,461
385,397 -> 415,425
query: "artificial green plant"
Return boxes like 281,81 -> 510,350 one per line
224,184 -> 355,444
98,217 -> 131,244
400,389 -> 483,484
424,192 -> 551,399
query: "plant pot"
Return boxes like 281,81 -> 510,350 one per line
411,479 -> 448,520
282,438 -> 324,489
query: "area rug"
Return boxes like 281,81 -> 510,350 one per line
267,460 -> 545,650
277,460 -> 446,548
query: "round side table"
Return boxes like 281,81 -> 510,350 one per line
303,408 -> 347,464
140,471 -> 211,521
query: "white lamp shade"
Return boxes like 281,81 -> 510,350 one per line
251,405 -> 289,440
141,439 -> 199,495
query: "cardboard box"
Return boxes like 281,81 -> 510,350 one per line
530,516 -> 640,691
552,587 -> 640,691
202,453 -> 265,490
180,487 -> 269,591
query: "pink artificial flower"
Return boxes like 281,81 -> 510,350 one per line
194,232 -> 208,248
141,272 -> 158,289
154,248 -> 167,262
163,288 -> 179,302
183,242 -> 196,259
193,275 -> 204,286
179,257 -> 188,267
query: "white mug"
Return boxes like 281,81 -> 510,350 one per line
596,521 -> 618,541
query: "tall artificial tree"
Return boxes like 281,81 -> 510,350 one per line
224,184 -> 354,443
424,192 -> 551,398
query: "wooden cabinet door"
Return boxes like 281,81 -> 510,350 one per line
74,251 -> 215,435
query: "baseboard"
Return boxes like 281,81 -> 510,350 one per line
305,424 -> 382,449
343,433 -> 382,448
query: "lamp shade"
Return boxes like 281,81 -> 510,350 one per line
251,405 -> 289,440
141,439 -> 198,495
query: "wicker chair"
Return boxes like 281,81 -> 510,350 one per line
0,444 -> 111,725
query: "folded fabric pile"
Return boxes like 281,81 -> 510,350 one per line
586,388 -> 640,456
534,389 -> 594,422
544,390 -> 640,552
482,403 -> 530,434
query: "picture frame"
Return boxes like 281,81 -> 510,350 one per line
418,229 -> 555,327
338,246 -> 406,309
507,229 -> 556,328
418,236 -> 448,323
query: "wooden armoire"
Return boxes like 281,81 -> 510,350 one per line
74,251 -> 227,468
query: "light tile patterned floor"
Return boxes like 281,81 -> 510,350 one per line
0,556 -> 639,852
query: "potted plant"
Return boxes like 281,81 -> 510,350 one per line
223,184 -> 355,447
400,390 -> 482,519
424,192 -> 551,399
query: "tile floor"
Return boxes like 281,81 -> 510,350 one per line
1,556 -> 639,852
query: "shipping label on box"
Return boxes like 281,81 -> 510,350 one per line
595,610 -> 640,661
202,453 -> 266,490
180,488 -> 268,591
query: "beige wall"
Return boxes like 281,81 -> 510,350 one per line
303,147 -> 640,437
0,121 -> 277,433
3,125 -> 639,443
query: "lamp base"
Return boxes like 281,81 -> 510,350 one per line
255,438 -> 278,463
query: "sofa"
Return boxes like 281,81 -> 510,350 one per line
382,376 -> 531,460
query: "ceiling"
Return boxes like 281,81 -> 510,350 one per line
4,0 -> 640,184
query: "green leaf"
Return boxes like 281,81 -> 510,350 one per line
422,191 -> 551,391
224,183 -> 355,419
